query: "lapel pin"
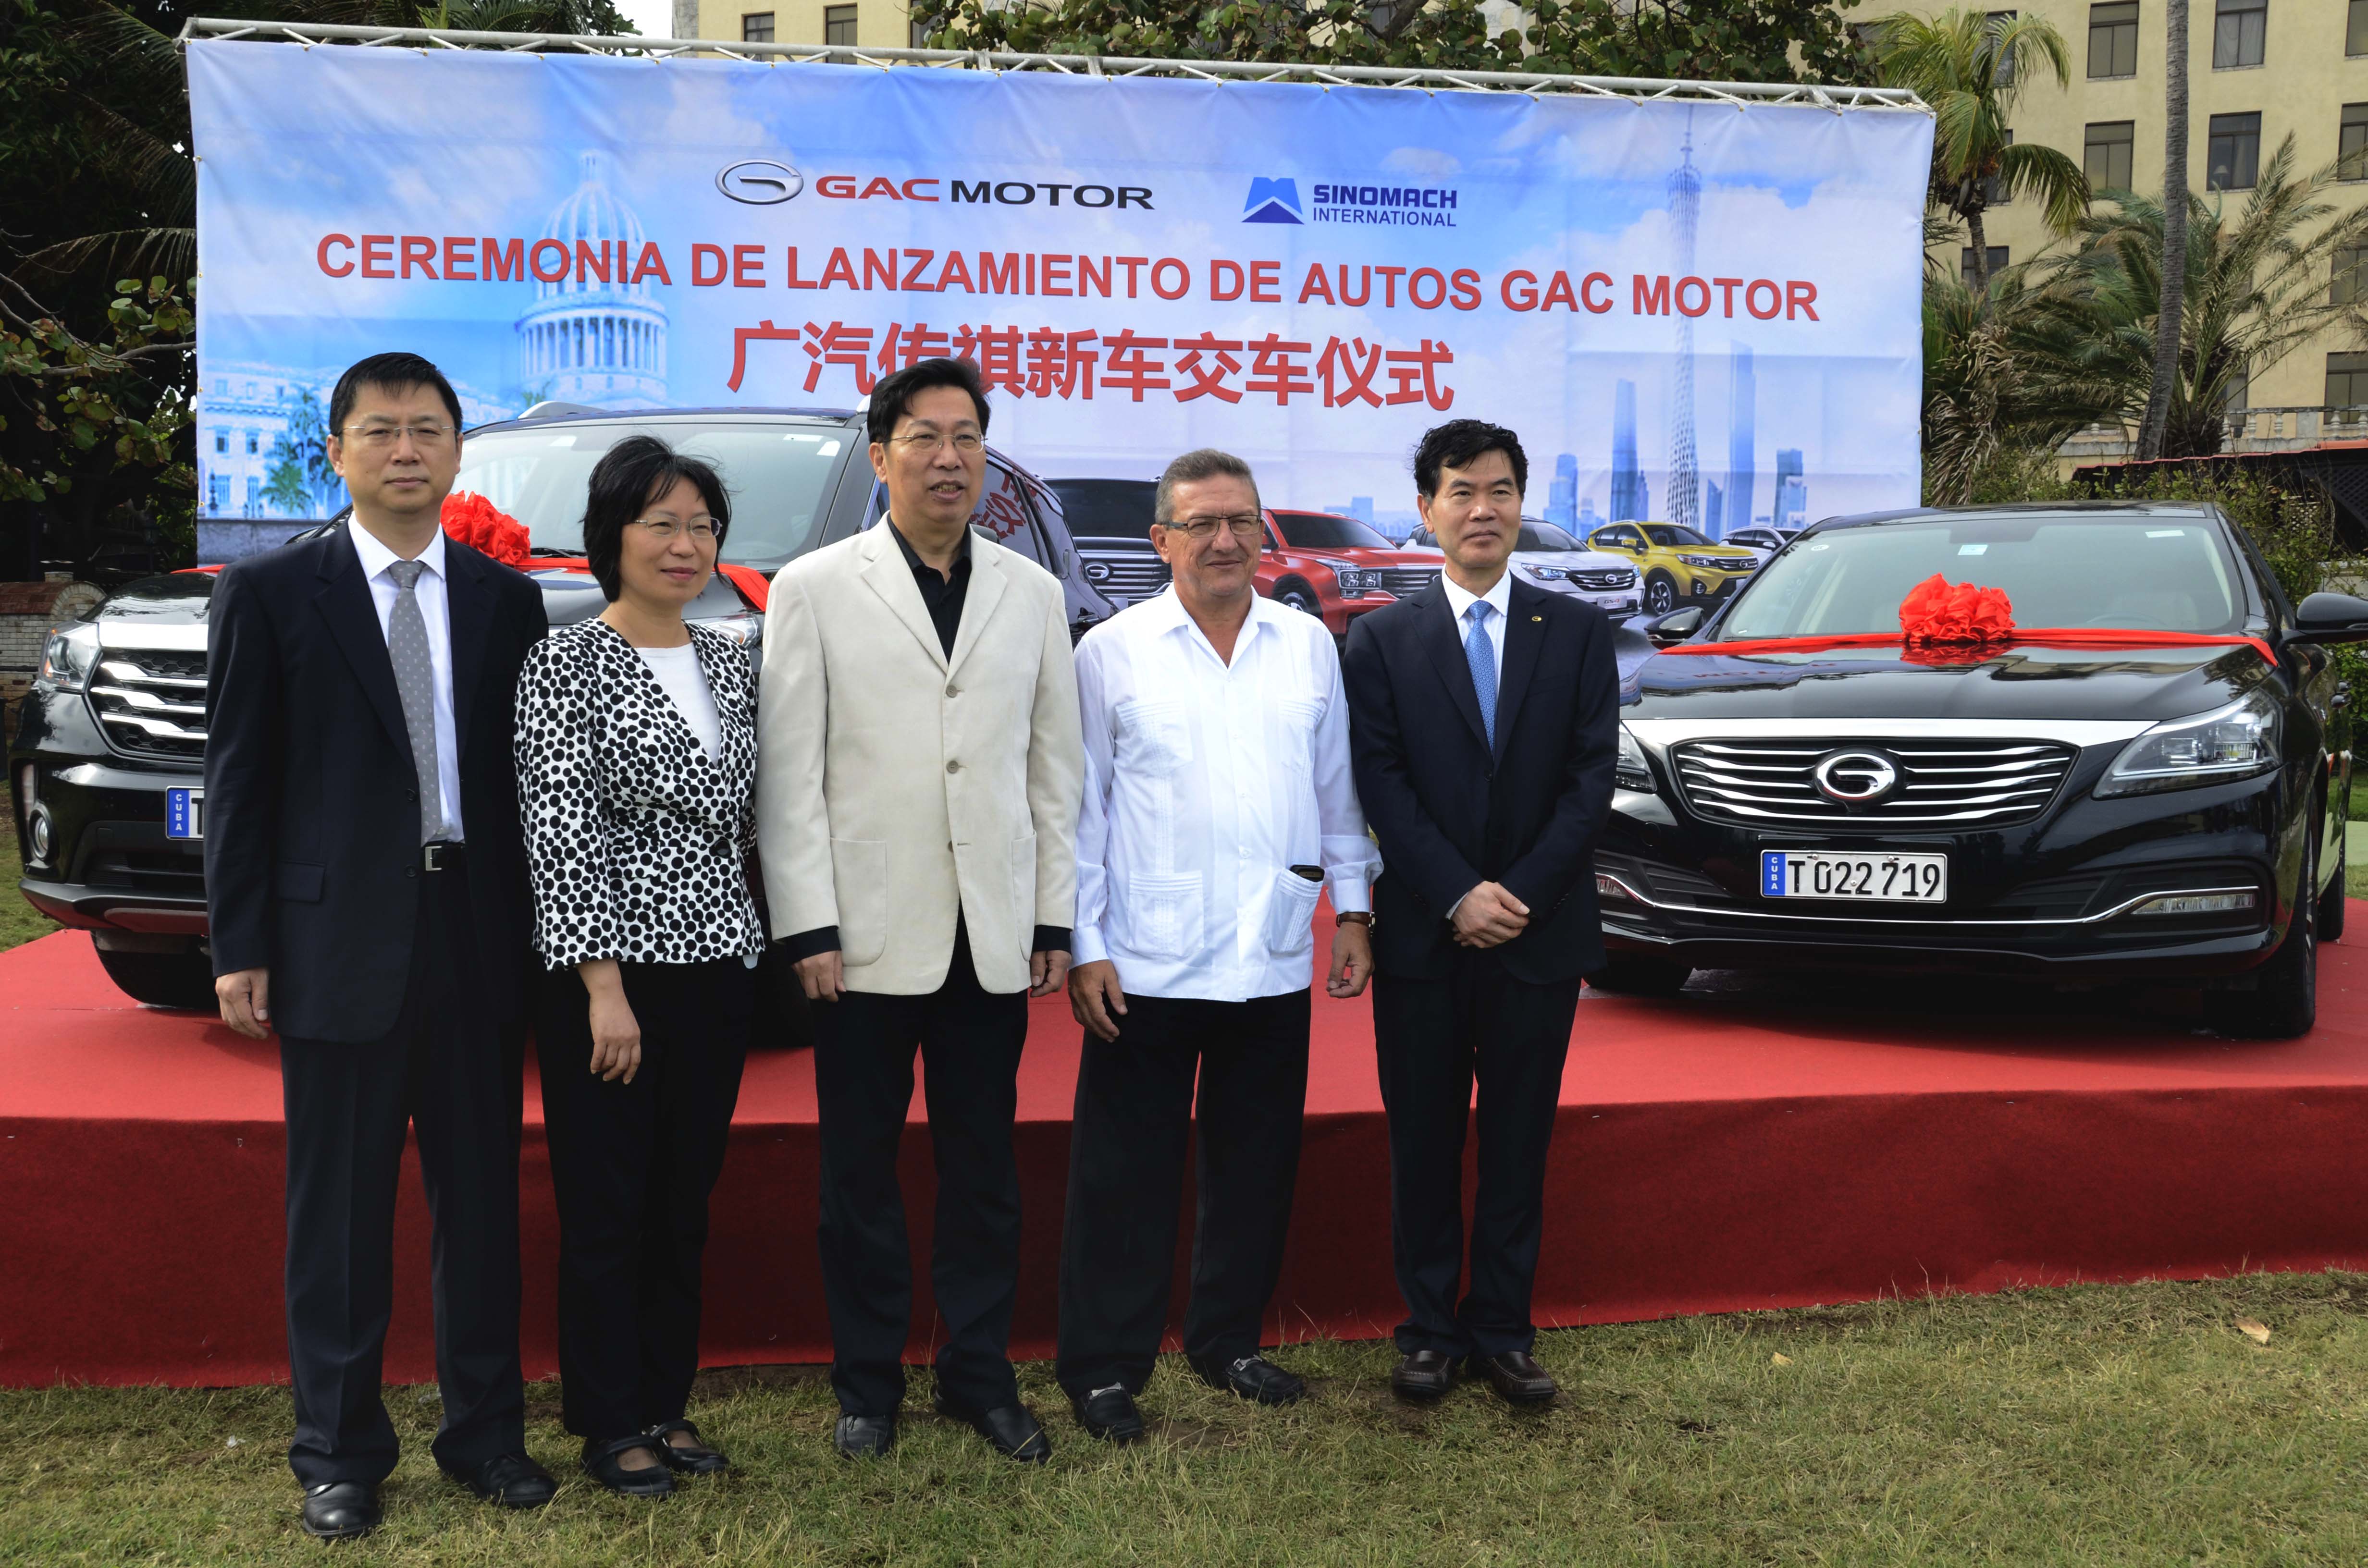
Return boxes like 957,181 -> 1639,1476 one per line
1531,615 -> 1543,622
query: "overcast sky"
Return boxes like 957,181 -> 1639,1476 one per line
614,0 -> 673,37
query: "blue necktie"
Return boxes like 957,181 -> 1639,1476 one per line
1464,600 -> 1497,752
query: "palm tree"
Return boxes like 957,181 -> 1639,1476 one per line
2136,0 -> 2190,459
1872,8 -> 2091,300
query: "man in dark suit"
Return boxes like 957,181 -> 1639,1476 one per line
1340,418 -> 1620,1408
205,353 -> 553,1538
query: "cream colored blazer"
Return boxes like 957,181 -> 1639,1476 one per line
756,521 -> 1084,996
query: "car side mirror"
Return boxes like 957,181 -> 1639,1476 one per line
1645,606 -> 1706,647
2290,592 -> 2368,644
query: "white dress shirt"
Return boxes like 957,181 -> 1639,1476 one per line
1073,588 -> 1380,1003
1439,566 -> 1512,688
349,522 -> 465,838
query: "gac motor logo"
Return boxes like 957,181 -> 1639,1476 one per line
716,160 -> 804,204
1813,751 -> 1900,804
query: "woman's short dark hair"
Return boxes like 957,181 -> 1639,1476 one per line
867,356 -> 990,448
581,435 -> 731,601
1412,419 -> 1529,499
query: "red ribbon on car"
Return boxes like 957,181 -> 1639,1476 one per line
1657,572 -> 2277,665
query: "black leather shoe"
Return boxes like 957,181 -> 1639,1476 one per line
1069,1384 -> 1146,1445
580,1435 -> 675,1497
442,1450 -> 558,1508
934,1393 -> 1052,1463
1467,1350 -> 1558,1405
299,1481 -> 380,1540
1192,1353 -> 1307,1406
645,1418 -> 729,1475
833,1414 -> 897,1459
1390,1349 -> 1461,1401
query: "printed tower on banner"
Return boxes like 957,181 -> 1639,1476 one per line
1664,123 -> 1702,533
1774,448 -> 1806,528
1610,380 -> 1642,523
1724,343 -> 1755,539
1546,453 -> 1579,529
516,152 -> 669,408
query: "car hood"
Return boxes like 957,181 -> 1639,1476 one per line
1516,550 -> 1632,571
1628,641 -> 2277,726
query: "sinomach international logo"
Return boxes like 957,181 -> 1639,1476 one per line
1243,177 -> 1303,224
716,160 -> 804,204
1309,181 -> 1459,227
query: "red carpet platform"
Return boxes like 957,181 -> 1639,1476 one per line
9,920 -> 2368,1386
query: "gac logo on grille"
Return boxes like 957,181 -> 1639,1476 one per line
1813,750 -> 1899,803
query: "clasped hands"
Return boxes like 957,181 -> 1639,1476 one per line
1451,881 -> 1529,948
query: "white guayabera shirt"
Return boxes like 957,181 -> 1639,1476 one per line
1073,587 -> 1380,1002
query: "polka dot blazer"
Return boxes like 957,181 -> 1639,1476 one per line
515,617 -> 765,969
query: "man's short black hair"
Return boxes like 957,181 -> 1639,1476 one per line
1412,419 -> 1529,499
867,356 -> 990,448
328,352 -> 465,441
581,435 -> 732,601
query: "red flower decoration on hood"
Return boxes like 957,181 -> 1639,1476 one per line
1898,573 -> 2015,647
440,490 -> 531,569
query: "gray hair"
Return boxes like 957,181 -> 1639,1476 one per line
1153,448 -> 1260,526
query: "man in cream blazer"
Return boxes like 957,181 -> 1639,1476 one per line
757,357 -> 1083,1465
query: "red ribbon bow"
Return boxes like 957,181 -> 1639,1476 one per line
440,491 -> 531,569
1898,573 -> 2015,647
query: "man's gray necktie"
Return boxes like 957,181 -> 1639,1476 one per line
386,559 -> 445,844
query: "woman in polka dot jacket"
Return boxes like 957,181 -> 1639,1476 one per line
514,436 -> 763,1497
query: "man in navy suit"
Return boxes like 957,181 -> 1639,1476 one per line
204,353 -> 552,1537
1340,419 -> 1620,1407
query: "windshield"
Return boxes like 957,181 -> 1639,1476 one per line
1049,478 -> 1159,539
1643,524 -> 1713,548
1276,512 -> 1391,549
1518,522 -> 1580,551
454,420 -> 849,566
1721,514 -> 2246,639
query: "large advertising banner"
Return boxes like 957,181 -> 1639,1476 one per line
186,41 -> 1932,539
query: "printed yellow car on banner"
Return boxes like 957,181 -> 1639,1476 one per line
1584,522 -> 1762,617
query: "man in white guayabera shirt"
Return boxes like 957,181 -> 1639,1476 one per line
1057,448 -> 1381,1446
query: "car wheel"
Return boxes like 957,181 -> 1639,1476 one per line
1587,952 -> 1692,998
2319,820 -> 2348,942
2206,833 -> 2317,1039
1276,581 -> 1322,617
93,940 -> 218,1010
1642,572 -> 1678,617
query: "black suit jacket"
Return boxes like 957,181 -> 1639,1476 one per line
1340,575 -> 1620,984
203,522 -> 548,1042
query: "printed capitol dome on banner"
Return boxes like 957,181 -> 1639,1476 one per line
516,150 -> 668,408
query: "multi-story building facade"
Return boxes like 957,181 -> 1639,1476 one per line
682,0 -> 923,49
1903,0 -> 2368,455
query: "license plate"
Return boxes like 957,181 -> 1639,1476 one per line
166,787 -> 204,840
1760,850 -> 1945,903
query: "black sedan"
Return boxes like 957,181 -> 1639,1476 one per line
1595,501 -> 2368,1038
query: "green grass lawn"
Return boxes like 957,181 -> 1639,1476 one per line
0,819 -> 61,953
8,1273 -> 2368,1566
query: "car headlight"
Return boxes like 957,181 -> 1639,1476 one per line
1678,553 -> 1737,571
1332,566 -> 1379,597
2095,688 -> 2281,797
1616,723 -> 1655,793
35,622 -> 99,692
1518,562 -> 1570,581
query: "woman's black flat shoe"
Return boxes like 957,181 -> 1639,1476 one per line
582,1434 -> 675,1497
646,1418 -> 730,1475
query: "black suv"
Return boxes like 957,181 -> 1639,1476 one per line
1597,502 -> 2367,1037
9,405 -> 1112,1008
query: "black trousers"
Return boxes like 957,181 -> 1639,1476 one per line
537,956 -> 753,1444
1055,989 -> 1311,1400
811,923 -> 1029,1417
278,860 -> 525,1487
1371,953 -> 1581,1358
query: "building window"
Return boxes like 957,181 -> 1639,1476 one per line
2207,111 -> 2261,189
208,474 -> 229,513
1961,245 -> 2010,284
2089,0 -> 2139,76
1984,129 -> 2015,205
214,430 -> 227,454
1986,11 -> 2018,84
2085,120 -> 2136,189
2334,247 -> 2368,306
2351,0 -> 2368,55
2343,103 -> 2368,181
740,11 -> 773,41
2212,0 -> 2265,66
824,4 -> 857,43
245,430 -> 259,455
2221,366 -> 2248,412
2331,352 -> 2368,408
245,477 -> 261,518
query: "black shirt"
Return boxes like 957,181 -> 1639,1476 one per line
888,517 -> 972,657
779,519 -> 1070,967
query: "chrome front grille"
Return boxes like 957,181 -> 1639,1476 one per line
1670,737 -> 2077,829
1081,551 -> 1171,602
1378,566 -> 1441,596
1573,568 -> 1637,590
88,648 -> 209,761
